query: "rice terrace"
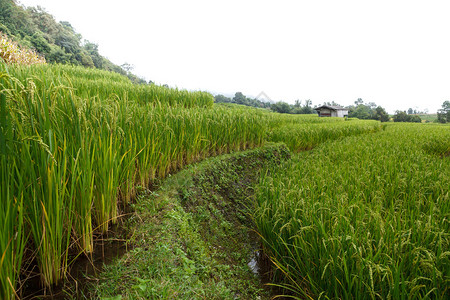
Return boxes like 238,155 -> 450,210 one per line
1,1 -> 450,299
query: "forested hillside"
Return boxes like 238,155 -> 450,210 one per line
0,0 -> 146,83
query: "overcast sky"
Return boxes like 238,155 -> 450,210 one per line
18,0 -> 450,113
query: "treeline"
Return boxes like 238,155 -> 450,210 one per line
214,92 -> 315,114
0,0 -> 146,83
392,111 -> 422,123
271,99 -> 315,114
347,98 -> 390,121
215,94 -> 447,124
216,94 -> 450,125
215,94 -> 396,120
215,92 -> 271,109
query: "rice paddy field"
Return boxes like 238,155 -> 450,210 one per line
254,123 -> 450,299
0,62 -> 268,298
0,60 -> 448,299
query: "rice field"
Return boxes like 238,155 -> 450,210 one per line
267,120 -> 383,151
0,62 -> 270,297
1,60 -> 447,299
253,123 -> 450,299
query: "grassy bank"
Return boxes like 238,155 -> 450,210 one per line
93,144 -> 290,299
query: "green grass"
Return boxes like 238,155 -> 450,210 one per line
253,123 -> 450,299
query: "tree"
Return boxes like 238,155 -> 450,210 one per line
214,94 -> 232,103
351,105 -> 372,119
407,108 -> 413,115
27,6 -> 59,42
323,101 -> 342,107
83,41 -> 103,68
120,63 -> 134,73
410,115 -> 422,123
215,92 -> 271,109
233,92 -> 247,105
375,106 -> 390,122
0,0 -> 36,37
348,99 -> 390,121
79,51 -> 94,68
437,100 -> 450,123
301,100 -> 314,114
354,98 -> 363,105
393,111 -> 408,122
47,44 -> 71,63
29,31 -> 51,54
271,101 -> 291,114
393,111 -> 421,123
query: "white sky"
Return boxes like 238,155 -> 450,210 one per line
18,0 -> 450,113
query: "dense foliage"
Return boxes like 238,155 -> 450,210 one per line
272,99 -> 315,114
347,98 -> 390,121
393,110 -> 422,123
214,92 -> 316,114
214,92 -> 271,109
0,0 -> 146,83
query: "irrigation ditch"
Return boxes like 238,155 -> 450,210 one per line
22,143 -> 291,299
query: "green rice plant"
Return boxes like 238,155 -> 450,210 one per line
8,63 -> 214,108
0,87 -> 25,300
73,144 -> 95,253
21,91 -> 77,286
116,99 -> 139,206
0,68 -> 77,287
0,162 -> 24,300
25,137 -> 78,287
254,123 -> 450,299
267,120 -> 382,151
420,124 -> 450,157
265,112 -> 346,128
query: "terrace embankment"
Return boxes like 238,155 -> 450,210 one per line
92,143 -> 290,299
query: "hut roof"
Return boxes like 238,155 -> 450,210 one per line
314,105 -> 348,111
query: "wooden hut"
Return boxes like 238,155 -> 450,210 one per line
314,105 -> 348,118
